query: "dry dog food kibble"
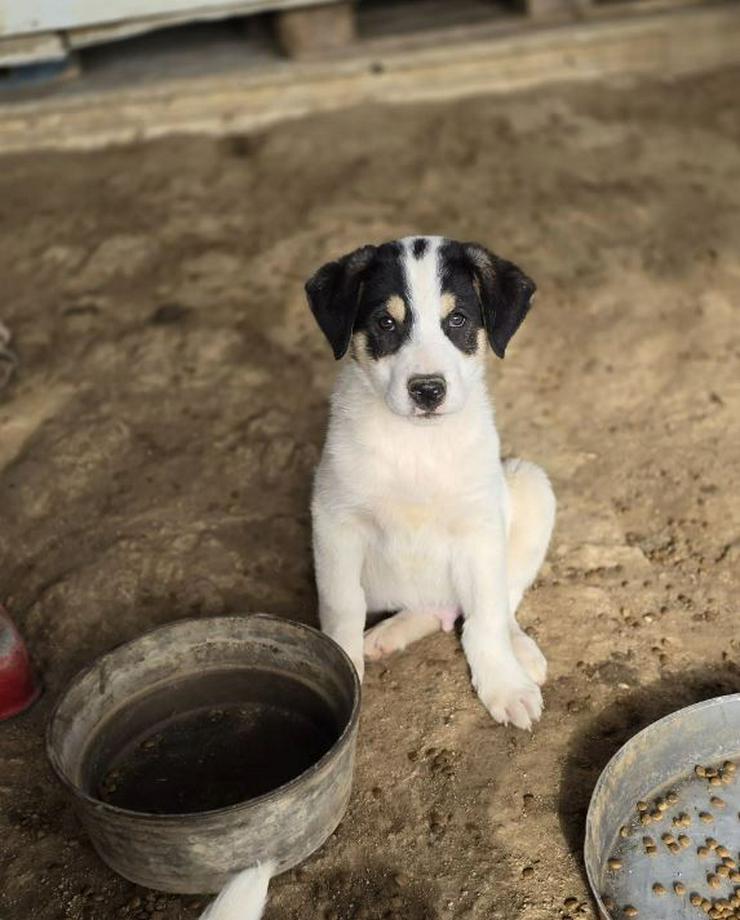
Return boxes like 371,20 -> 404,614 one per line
600,758 -> 738,918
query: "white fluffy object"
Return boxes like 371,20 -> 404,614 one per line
199,861 -> 275,920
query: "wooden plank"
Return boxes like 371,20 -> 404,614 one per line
0,31 -> 66,66
65,0 -> 341,49
0,0 -> 343,38
275,1 -> 356,57
585,0 -> 708,18
0,2 -> 737,153
524,0 -> 587,21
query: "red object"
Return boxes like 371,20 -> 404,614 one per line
0,605 -> 40,719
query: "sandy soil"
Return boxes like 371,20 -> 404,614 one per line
1,65 -> 739,920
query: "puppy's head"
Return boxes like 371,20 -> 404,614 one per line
305,236 -> 535,419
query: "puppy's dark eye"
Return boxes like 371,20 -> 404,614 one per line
448,312 -> 467,328
377,315 -> 396,332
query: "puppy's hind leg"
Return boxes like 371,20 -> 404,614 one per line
363,607 -> 456,661
503,458 -> 556,686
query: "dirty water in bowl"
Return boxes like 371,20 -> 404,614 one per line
82,668 -> 341,815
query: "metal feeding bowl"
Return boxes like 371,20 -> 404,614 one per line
47,614 -> 360,893
585,694 -> 740,919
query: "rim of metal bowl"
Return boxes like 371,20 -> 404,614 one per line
584,692 -> 740,919
46,613 -> 362,823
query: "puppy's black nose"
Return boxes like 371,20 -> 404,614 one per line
407,375 -> 446,411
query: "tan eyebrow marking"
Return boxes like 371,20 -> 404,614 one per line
440,292 -> 458,317
386,295 -> 406,323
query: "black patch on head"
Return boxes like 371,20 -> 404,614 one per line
411,237 -> 428,260
439,240 -> 536,358
305,241 -> 412,360
439,258 -> 486,355
353,242 -> 412,360
305,245 -> 378,359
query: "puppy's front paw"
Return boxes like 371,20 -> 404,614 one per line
473,664 -> 543,731
511,629 -> 547,686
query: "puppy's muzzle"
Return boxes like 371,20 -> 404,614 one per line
407,375 -> 446,412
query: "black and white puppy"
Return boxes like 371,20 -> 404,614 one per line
307,236 -> 556,731
197,237 -> 555,920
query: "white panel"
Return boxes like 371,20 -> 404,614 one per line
0,0 -> 340,37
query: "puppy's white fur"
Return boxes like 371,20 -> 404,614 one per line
197,237 -> 555,920
199,862 -> 273,920
313,237 -> 555,729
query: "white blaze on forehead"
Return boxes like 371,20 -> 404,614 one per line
399,237 -> 445,345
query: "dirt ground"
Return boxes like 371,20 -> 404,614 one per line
1,64 -> 739,920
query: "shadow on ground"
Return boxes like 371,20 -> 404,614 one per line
559,662 -> 740,880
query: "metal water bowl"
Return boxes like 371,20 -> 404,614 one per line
47,614 -> 360,893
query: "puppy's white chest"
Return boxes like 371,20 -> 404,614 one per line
365,490 -> 459,538
348,429 -> 500,542
360,490 -> 459,610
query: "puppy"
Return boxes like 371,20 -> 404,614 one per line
308,236 -> 555,730
199,237 -> 555,920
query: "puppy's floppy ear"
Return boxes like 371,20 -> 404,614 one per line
463,243 -> 536,358
305,245 -> 378,359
